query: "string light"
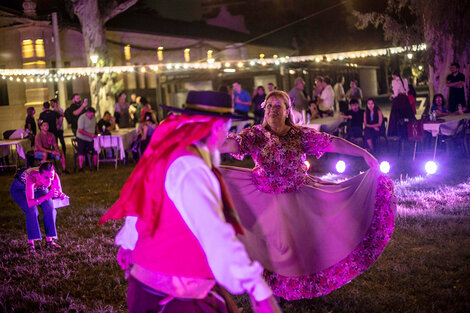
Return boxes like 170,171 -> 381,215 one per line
0,44 -> 426,82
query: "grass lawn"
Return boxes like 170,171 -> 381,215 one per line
0,149 -> 469,312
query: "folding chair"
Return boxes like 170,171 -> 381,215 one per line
96,135 -> 120,169
438,118 -> 468,157
71,138 -> 92,171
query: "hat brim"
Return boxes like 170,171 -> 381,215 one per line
159,104 -> 248,120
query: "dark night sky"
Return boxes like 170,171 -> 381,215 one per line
0,0 -> 391,53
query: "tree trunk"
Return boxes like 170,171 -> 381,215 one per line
73,0 -> 108,119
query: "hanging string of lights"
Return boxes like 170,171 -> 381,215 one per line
0,44 -> 426,83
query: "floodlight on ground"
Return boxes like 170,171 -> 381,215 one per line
336,160 -> 346,173
425,161 -> 438,175
305,160 -> 311,170
380,161 -> 391,174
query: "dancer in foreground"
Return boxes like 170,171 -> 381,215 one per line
100,91 -> 281,313
10,162 -> 67,253
220,90 -> 395,300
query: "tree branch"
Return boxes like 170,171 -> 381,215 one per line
103,0 -> 137,23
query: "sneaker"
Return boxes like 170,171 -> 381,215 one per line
78,168 -> 85,173
45,240 -> 61,250
26,242 -> 36,254
62,169 -> 71,175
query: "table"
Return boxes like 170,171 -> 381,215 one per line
93,128 -> 136,160
304,116 -> 346,133
0,138 -> 32,169
423,113 -> 470,159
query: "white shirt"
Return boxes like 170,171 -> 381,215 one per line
333,83 -> 345,101
320,85 -> 335,111
115,154 -> 272,302
391,78 -> 409,98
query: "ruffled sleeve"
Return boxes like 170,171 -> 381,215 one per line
301,127 -> 332,159
227,126 -> 260,160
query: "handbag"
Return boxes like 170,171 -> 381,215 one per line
407,119 -> 424,141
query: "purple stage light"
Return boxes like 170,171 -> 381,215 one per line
425,161 -> 438,175
380,161 -> 391,174
336,160 -> 346,173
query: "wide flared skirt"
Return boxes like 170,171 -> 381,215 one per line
220,166 -> 395,300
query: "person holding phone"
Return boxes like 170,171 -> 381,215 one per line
64,94 -> 88,136
10,162 -> 67,253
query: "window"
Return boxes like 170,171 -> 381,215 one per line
22,39 -> 34,58
124,45 -> 131,61
35,39 -> 45,57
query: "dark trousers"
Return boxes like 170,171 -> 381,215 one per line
127,275 -> 239,313
57,129 -> 66,154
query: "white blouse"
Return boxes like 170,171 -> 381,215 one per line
391,78 -> 409,98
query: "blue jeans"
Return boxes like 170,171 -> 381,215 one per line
10,179 -> 57,240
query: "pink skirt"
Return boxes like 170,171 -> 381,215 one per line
220,166 -> 395,300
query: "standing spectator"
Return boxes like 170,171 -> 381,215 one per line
35,121 -> 69,174
97,111 -> 116,135
388,70 -> 415,137
318,76 -> 335,117
114,92 -> 131,128
341,99 -> 364,143
334,76 -> 347,114
407,81 -> 417,115
232,81 -> 251,116
24,107 -> 37,136
288,77 -> 309,115
312,76 -> 324,102
363,98 -> 383,152
346,80 -> 363,107
38,101 -> 60,141
64,94 -> 87,136
218,85 -> 229,94
50,99 -> 66,155
252,86 -> 266,124
446,62 -> 466,113
267,82 -> 276,92
76,107 -> 98,172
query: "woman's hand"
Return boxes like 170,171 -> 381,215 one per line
47,188 -> 61,199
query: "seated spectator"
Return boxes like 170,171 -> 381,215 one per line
97,111 -> 116,135
76,107 -> 98,172
38,101 -> 61,142
431,94 -> 449,117
139,97 -> 157,124
138,112 -> 157,153
308,100 -> 321,122
363,98 -> 383,152
341,99 -> 364,142
35,121 -> 69,174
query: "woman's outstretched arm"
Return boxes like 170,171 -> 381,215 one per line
220,137 -> 240,154
324,136 -> 379,169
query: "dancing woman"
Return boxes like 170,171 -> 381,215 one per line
220,90 -> 395,300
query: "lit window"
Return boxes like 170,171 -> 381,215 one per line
22,39 -> 34,58
184,48 -> 190,62
35,39 -> 45,57
124,45 -> 131,60
207,49 -> 213,60
157,46 -> 163,61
